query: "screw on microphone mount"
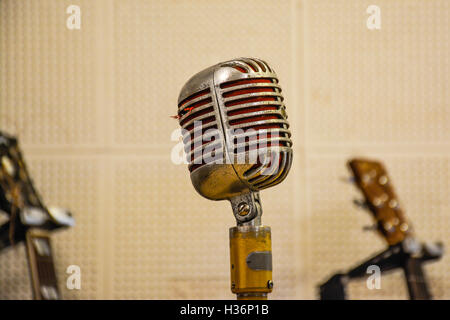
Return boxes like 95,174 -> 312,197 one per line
237,203 -> 250,216
229,192 -> 262,226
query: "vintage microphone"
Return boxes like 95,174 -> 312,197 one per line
176,58 -> 293,299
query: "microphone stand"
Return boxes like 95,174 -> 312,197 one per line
228,192 -> 273,300
319,238 -> 443,300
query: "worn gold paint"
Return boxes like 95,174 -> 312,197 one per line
229,226 -> 272,300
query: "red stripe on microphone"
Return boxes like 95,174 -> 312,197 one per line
179,105 -> 214,126
232,66 -> 248,73
178,88 -> 210,109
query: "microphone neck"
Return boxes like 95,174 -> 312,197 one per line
229,192 -> 263,227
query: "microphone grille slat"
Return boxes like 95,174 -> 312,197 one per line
220,58 -> 273,74
219,78 -> 291,151
177,88 -> 222,173
257,152 -> 292,190
217,65 -> 293,191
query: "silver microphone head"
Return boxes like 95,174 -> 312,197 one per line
177,58 -> 293,205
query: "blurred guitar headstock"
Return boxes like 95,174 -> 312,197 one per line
348,158 -> 411,246
0,131 -> 74,244
0,131 -> 45,216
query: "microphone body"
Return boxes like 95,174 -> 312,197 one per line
177,57 -> 292,205
177,58 -> 293,299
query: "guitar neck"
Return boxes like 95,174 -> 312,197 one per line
403,257 -> 431,300
25,229 -> 60,300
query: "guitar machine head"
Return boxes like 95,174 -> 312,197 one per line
348,158 -> 410,246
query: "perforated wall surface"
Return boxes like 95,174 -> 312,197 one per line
0,0 -> 448,299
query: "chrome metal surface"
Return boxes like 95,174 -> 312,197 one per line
229,192 -> 262,226
48,207 -> 75,227
177,58 -> 293,202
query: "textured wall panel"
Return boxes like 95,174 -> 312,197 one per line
306,0 -> 450,145
0,0 -> 99,146
112,0 -> 294,150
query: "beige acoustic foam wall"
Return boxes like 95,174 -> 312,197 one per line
0,0 -> 448,299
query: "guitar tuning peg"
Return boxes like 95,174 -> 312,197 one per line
339,176 -> 355,184
353,198 -> 368,209
362,224 -> 378,232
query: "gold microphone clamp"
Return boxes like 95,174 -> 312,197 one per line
229,191 -> 273,300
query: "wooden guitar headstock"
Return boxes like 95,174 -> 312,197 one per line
348,158 -> 411,245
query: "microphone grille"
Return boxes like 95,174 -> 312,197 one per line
177,58 -> 293,199
217,58 -> 293,190
177,87 -> 222,173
